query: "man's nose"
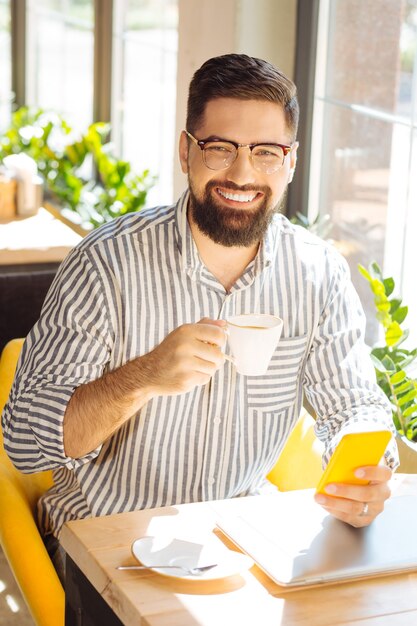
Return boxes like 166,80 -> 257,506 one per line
224,147 -> 257,185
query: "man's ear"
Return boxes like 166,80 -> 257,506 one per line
179,131 -> 189,174
288,141 -> 299,183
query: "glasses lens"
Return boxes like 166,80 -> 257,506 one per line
251,145 -> 285,174
202,142 -> 236,170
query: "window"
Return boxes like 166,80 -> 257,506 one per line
309,0 -> 417,344
0,0 -> 12,132
112,0 -> 178,205
3,0 -> 179,203
25,0 -> 94,131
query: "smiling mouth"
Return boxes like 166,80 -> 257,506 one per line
216,188 -> 260,203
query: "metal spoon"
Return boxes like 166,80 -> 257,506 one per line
117,563 -> 218,575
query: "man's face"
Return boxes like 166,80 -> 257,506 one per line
179,98 -> 298,247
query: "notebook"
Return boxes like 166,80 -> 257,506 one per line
216,489 -> 417,587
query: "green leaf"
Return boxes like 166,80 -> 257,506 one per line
383,277 -> 395,296
389,298 -> 402,314
376,313 -> 391,328
385,321 -> 403,347
374,295 -> 390,313
391,370 -> 406,385
398,389 -> 417,406
370,354 -> 387,372
393,353 -> 417,370
392,306 -> 408,324
372,347 -> 388,361
370,279 -> 386,297
402,404 -> 417,419
389,350 -> 409,365
382,355 -> 396,372
358,264 -> 372,282
394,380 -> 414,394
370,262 -> 383,280
394,328 -> 409,348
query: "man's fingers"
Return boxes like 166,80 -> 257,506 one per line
193,321 -> 227,348
321,480 -> 391,504
144,320 -> 230,397
315,472 -> 392,528
319,506 -> 379,529
316,492 -> 384,515
353,464 -> 392,483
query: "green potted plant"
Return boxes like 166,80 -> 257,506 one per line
0,106 -> 155,232
359,262 -> 417,472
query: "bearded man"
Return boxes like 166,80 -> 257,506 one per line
2,54 -> 397,584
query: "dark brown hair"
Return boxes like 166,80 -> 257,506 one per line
186,53 -> 299,141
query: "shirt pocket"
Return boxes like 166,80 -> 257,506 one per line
246,334 -> 309,412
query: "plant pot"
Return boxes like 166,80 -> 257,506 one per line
396,434 -> 417,474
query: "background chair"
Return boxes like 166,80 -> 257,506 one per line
0,338 -> 64,626
267,408 -> 324,490
0,264 -> 58,354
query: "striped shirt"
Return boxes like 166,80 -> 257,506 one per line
2,191 -> 397,539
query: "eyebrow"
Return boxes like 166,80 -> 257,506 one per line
197,135 -> 286,146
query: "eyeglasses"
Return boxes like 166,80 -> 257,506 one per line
185,130 -> 293,175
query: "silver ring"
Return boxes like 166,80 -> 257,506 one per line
360,502 -> 369,517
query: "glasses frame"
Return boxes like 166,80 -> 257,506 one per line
185,130 -> 293,173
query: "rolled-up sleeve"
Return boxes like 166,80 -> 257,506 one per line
1,247 -> 114,472
303,251 -> 399,469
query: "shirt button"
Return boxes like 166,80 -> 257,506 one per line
213,417 -> 221,425
208,477 -> 215,485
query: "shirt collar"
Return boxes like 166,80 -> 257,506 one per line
175,190 -> 201,277
175,189 -> 277,287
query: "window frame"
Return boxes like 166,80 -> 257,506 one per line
10,0 -> 26,108
10,0 -> 113,126
286,0 -> 320,220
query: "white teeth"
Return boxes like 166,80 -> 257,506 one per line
217,189 -> 257,202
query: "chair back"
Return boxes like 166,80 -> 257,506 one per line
267,409 -> 324,490
0,338 -> 64,626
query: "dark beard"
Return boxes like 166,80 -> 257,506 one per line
188,180 -> 278,247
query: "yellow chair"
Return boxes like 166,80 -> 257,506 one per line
267,409 -> 324,490
0,338 -> 65,626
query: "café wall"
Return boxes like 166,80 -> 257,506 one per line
173,0 -> 298,197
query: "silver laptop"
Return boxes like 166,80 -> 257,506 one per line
216,490 -> 417,587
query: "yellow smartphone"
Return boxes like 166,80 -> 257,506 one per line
316,430 -> 392,495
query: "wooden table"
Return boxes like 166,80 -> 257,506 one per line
61,474 -> 417,626
0,206 -> 82,265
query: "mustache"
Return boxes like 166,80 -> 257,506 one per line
206,181 -> 268,194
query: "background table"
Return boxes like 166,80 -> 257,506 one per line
61,474 -> 417,626
0,207 -> 82,351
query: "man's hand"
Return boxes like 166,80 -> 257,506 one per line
138,317 -> 227,397
64,318 -> 227,457
314,465 -> 392,527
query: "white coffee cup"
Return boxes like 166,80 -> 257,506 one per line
226,314 -> 283,376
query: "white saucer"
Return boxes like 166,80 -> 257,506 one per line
131,536 -> 253,581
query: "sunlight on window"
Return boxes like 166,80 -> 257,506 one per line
310,0 -> 417,345
25,0 -> 94,131
112,0 -> 179,205
0,0 -> 12,132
